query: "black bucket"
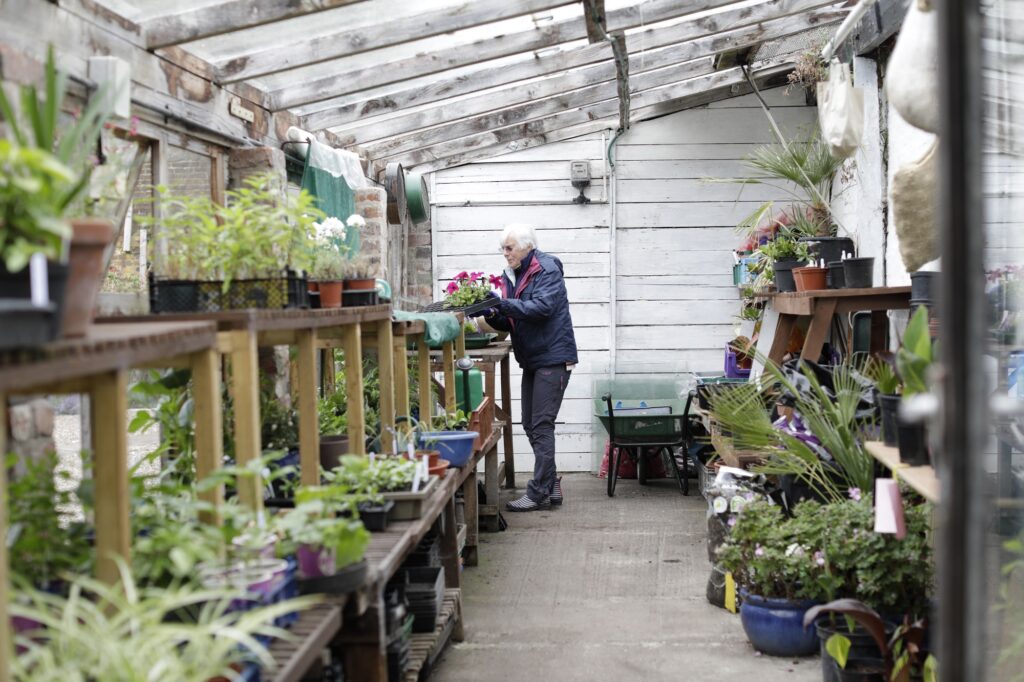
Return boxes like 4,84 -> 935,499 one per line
800,236 -> 855,266
773,258 -> 806,293
843,257 -> 875,289
879,393 -> 900,447
827,261 -> 846,289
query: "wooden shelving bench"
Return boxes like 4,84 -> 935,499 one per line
865,441 -> 941,503
403,589 -> 462,682
267,603 -> 344,682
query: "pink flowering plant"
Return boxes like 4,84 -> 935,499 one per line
717,498 -> 932,616
443,271 -> 500,308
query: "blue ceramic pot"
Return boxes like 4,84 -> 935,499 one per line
739,590 -> 820,657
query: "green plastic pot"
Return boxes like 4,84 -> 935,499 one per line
405,171 -> 429,224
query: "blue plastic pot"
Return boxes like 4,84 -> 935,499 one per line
418,431 -> 479,467
739,590 -> 820,657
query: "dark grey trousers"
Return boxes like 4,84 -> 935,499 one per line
522,364 -> 571,502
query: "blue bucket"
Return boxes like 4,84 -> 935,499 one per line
418,431 -> 479,467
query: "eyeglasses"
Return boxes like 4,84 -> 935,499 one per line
501,245 -> 516,253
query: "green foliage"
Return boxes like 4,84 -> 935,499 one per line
141,172 -> 323,286
867,355 -> 901,395
443,271 -> 496,308
272,499 -> 369,568
826,633 -> 852,669
261,389 -> 298,451
6,451 -> 92,586
757,228 -> 812,263
718,498 -> 933,614
708,360 -> 875,502
318,392 -> 348,436
0,141 -> 76,271
896,307 -> 934,397
129,369 -> 196,485
323,454 -> 418,495
9,562 -> 318,681
431,410 -> 469,431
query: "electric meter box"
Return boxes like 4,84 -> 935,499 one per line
570,160 -> 591,187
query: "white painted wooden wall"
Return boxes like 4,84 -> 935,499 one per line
428,86 -> 817,472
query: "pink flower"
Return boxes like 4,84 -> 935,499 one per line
468,272 -> 480,282
489,274 -> 503,288
727,516 -> 737,528
455,271 -> 469,281
445,281 -> 459,294
848,487 -> 862,502
754,544 -> 764,557
813,551 -> 825,567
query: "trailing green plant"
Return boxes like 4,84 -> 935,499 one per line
9,561 -> 318,681
6,451 -> 93,586
707,359 -> 875,503
896,306 -> 934,397
141,172 -> 323,287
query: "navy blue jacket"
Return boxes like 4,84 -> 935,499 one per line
487,249 -> 578,371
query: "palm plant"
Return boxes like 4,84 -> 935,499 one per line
9,562 -> 319,681
707,359 -> 875,503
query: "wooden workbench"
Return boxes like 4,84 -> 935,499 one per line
0,320 -> 221,673
762,287 -> 912,366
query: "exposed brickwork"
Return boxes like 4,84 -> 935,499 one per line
354,187 -> 387,278
7,398 -> 55,466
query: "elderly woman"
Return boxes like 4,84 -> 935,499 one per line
479,224 -> 578,512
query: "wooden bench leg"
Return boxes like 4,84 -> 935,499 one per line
340,593 -> 387,682
481,444 -> 500,532
191,348 -> 224,525
91,370 -> 130,585
462,467 -> 479,566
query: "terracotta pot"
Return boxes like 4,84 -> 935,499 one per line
793,266 -> 828,292
308,281 -> 319,292
63,219 -> 114,337
318,281 -> 344,308
344,277 -> 376,291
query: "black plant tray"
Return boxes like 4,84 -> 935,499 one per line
358,500 -> 395,532
418,297 -> 495,316
0,300 -> 58,350
150,272 -> 310,313
297,559 -> 368,595
342,289 -> 379,307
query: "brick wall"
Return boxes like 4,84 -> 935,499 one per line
354,187 -> 387,278
7,398 -> 55,467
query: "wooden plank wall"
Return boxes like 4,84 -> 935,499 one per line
429,87 -> 816,471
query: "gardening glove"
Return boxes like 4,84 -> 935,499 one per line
474,291 -> 501,318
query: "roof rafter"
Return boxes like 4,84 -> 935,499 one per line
144,0 -> 372,50
267,0 -> 743,110
214,0 -> 581,84
370,60 -> 802,173
298,0 -> 842,129
326,6 -> 844,149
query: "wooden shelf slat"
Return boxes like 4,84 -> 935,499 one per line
267,603 -> 342,682
403,589 -> 462,682
865,441 -> 940,503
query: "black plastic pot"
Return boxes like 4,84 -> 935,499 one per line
910,271 -> 939,308
827,261 -> 846,289
320,434 -> 349,472
773,258 -> 806,293
359,500 -> 395,532
843,257 -> 875,289
835,658 -> 886,682
0,300 -> 58,350
897,419 -> 930,466
800,237 -> 855,266
817,621 -> 891,682
0,262 -> 69,337
879,393 -> 901,447
298,559 -> 369,595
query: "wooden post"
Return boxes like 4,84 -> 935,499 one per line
322,348 -> 337,394
392,334 -> 410,429
228,330 -> 263,511
462,464 -> 479,566
342,323 -> 366,455
376,319 -> 395,454
455,325 -> 467,359
500,355 -> 516,488
191,348 -> 224,525
800,298 -> 838,362
91,370 -> 131,585
297,329 -> 320,486
417,334 -> 432,423
442,341 -> 456,414
340,594 -> 388,682
0,391 -> 10,680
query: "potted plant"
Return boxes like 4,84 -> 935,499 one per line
895,307 -> 934,466
309,214 -> 362,308
145,173 -> 322,312
716,500 -> 833,656
318,391 -> 350,471
758,228 -> 812,293
443,271 -> 501,309
1,45 -> 115,338
419,410 -> 478,468
867,357 -> 901,447
325,454 -> 435,521
787,49 -> 829,106
340,253 -> 377,303
273,497 -> 370,588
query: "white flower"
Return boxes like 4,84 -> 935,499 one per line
785,543 -> 805,557
345,214 -> 366,229
314,217 -> 346,240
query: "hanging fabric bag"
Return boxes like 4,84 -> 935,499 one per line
817,59 -> 865,159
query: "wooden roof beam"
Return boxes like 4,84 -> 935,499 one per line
323,4 -> 845,147
371,60 -> 801,174
213,0 -> 581,84
268,0 -> 743,110
298,0 -> 844,129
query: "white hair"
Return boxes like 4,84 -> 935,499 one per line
500,223 -> 538,250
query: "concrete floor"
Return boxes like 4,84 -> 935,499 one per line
432,473 -> 820,682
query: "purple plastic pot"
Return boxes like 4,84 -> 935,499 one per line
297,544 -> 336,579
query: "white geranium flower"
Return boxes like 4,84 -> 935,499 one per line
314,217 -> 346,240
345,214 -> 366,229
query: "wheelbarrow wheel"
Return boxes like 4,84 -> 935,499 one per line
637,449 -> 648,485
607,446 -> 620,497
